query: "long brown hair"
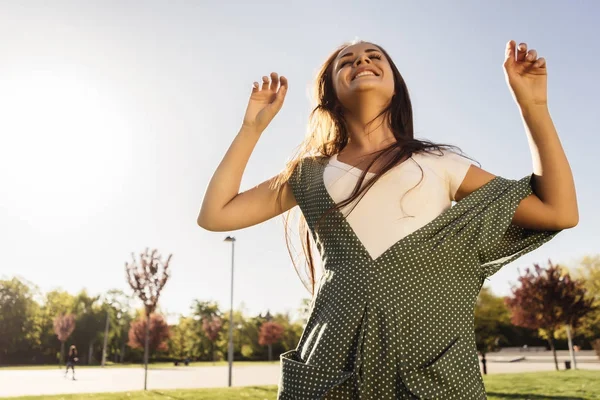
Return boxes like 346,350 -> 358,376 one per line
272,40 -> 478,296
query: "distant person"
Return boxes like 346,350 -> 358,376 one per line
198,39 -> 578,398
64,345 -> 78,380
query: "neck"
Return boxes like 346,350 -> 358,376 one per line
343,108 -> 396,154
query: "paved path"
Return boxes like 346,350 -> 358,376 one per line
0,365 -> 281,398
0,359 -> 598,398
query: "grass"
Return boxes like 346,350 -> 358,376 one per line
0,361 -> 279,370
484,370 -> 600,399
1,370 -> 598,400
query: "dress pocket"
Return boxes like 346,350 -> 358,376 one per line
277,349 -> 354,400
401,336 -> 465,399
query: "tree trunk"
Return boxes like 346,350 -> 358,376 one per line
143,313 -> 150,390
566,324 -> 577,369
268,343 -> 272,362
548,335 -> 558,371
60,341 -> 65,365
88,342 -> 94,365
120,329 -> 127,363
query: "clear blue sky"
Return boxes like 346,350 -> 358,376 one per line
0,1 -> 598,323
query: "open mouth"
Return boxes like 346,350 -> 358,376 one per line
352,69 -> 379,81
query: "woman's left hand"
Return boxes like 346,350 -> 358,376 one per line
503,40 -> 548,108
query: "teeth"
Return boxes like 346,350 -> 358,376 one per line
353,71 -> 376,80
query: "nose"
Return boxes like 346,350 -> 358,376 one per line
353,54 -> 372,67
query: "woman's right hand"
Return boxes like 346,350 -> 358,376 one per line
242,72 -> 288,134
197,72 -> 295,232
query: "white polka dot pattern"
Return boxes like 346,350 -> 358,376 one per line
277,156 -> 561,399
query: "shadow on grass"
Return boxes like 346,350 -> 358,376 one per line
245,386 -> 276,393
487,393 -> 585,400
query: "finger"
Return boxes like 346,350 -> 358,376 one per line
279,75 -> 288,90
533,57 -> 546,68
517,42 -> 528,62
269,72 -> 279,91
261,76 -> 269,91
505,40 -> 516,62
272,76 -> 288,110
252,81 -> 259,93
526,49 -> 537,62
276,76 -> 288,99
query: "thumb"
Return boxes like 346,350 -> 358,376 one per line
504,40 -> 516,64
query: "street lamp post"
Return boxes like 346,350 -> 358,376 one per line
101,301 -> 117,367
224,235 -> 236,387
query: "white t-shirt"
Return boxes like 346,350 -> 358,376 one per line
323,150 -> 474,259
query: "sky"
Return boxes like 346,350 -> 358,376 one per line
0,0 -> 598,324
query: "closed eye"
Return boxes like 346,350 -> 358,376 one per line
339,53 -> 383,69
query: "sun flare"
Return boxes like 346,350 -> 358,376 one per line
0,70 -> 133,229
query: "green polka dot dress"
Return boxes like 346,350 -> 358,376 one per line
277,156 -> 561,400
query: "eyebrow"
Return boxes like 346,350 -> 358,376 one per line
339,48 -> 380,59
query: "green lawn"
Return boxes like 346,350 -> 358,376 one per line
484,370 -> 600,399
0,361 -> 279,370
1,370 -> 598,400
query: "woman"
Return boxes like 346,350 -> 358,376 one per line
65,345 -> 78,380
198,40 -> 578,399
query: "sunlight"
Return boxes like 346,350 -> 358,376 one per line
0,70 -> 133,230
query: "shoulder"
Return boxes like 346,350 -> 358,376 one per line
414,148 -> 475,201
287,155 -> 327,193
414,148 -> 470,163
411,148 -> 472,175
290,155 -> 328,176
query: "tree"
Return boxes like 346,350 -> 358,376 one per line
99,289 -> 133,366
505,261 -> 594,370
169,316 -> 196,361
38,290 -> 76,363
572,255 -> 600,341
258,321 -> 285,361
202,315 -> 223,362
191,300 -> 222,361
297,297 -> 313,327
128,314 -> 170,355
72,290 -> 105,365
0,278 -> 41,364
105,290 -> 134,364
53,314 -> 76,364
192,300 -> 221,322
474,287 -> 511,374
125,248 -> 171,390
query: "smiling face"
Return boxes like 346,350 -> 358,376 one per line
331,42 -> 396,110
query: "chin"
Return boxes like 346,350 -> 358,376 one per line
351,85 -> 383,93
349,78 -> 393,92
349,85 -> 394,100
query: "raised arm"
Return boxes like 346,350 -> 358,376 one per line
455,40 -> 578,231
197,73 -> 297,232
